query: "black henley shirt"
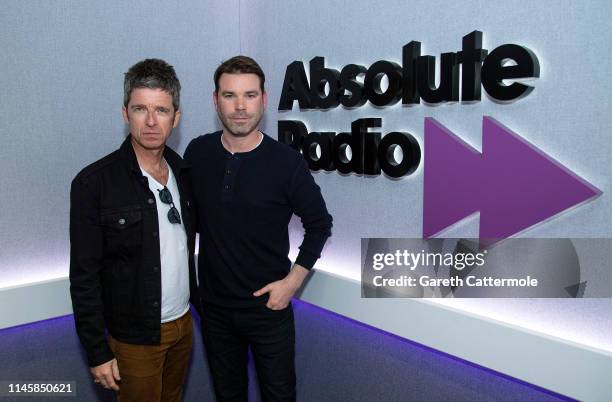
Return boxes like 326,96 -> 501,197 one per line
184,131 -> 333,308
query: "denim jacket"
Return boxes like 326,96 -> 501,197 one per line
69,135 -> 200,367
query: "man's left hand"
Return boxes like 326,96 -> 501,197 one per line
253,264 -> 309,310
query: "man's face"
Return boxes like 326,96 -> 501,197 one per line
122,87 -> 180,152
214,73 -> 266,138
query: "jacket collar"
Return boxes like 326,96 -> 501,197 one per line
119,135 -> 189,174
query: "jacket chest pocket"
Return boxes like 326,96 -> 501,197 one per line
100,209 -> 144,256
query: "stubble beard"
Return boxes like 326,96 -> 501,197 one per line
218,111 -> 264,139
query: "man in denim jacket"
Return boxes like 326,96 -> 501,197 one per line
70,59 -> 200,402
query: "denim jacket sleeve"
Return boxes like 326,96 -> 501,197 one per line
69,174 -> 115,367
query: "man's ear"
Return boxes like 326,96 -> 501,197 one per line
173,109 -> 181,128
122,106 -> 129,124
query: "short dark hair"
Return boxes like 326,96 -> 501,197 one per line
214,55 -> 265,93
124,58 -> 181,111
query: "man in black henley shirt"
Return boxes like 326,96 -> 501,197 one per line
184,56 -> 332,402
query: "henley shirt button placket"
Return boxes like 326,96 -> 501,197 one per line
221,155 -> 239,202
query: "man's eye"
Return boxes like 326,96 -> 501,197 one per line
157,108 -> 170,114
223,94 -> 233,98
133,106 -> 145,112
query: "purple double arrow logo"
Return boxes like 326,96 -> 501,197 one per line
423,117 -> 602,243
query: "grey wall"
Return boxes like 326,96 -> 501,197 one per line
243,0 -> 611,265
239,0 -> 612,353
1,0 -> 239,285
1,0 -> 612,390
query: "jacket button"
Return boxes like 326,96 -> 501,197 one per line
118,218 -> 126,225
153,301 -> 159,307
148,198 -> 155,204
153,231 -> 158,237
153,266 -> 159,272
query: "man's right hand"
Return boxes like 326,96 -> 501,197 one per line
90,358 -> 121,391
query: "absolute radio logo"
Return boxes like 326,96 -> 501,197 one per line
276,31 -> 602,242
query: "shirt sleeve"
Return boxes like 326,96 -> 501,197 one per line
69,174 -> 114,367
288,156 -> 333,269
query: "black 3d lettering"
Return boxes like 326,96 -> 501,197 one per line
278,31 -> 539,110
278,119 -> 421,178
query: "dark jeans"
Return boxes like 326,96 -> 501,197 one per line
200,302 -> 296,402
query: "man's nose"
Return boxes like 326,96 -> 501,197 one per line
146,110 -> 157,126
235,96 -> 246,110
